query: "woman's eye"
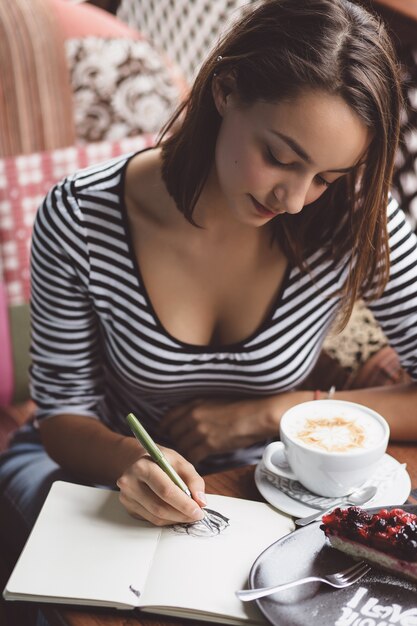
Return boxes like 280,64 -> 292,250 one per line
315,175 -> 331,188
265,148 -> 291,168
266,147 -> 331,188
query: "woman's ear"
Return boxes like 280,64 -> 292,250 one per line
212,73 -> 237,117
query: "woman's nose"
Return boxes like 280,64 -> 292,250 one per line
273,177 -> 316,215
273,185 -> 305,215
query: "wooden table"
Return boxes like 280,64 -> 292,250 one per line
43,442 -> 417,626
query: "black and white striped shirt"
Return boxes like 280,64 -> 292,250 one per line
30,153 -> 417,471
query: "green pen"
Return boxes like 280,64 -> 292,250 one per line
126,412 -> 215,532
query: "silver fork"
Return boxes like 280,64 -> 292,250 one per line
236,561 -> 371,601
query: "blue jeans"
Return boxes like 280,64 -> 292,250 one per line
0,422 -> 85,625
0,422 -> 81,564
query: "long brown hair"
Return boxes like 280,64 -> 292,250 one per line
158,0 -> 403,327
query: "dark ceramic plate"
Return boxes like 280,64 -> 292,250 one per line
249,505 -> 417,626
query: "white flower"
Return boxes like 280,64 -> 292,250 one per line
130,74 -> 156,94
112,78 -> 170,130
105,122 -> 132,141
153,73 -> 180,100
72,89 -> 96,126
74,97 -> 113,143
132,41 -> 165,72
71,55 -> 119,97
100,39 -> 130,66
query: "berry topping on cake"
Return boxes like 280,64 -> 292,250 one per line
320,506 -> 417,582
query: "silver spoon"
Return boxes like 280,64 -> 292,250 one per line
294,484 -> 378,527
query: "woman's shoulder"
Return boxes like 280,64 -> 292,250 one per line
69,152 -> 134,203
386,195 -> 416,244
41,152 -> 134,218
124,147 -> 179,228
34,153 -> 136,250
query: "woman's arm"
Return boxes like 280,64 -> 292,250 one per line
39,414 -> 143,483
266,385 -> 417,441
329,383 -> 417,441
40,414 -> 207,526
159,390 -> 313,465
160,382 -> 417,465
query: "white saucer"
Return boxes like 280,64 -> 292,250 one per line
254,453 -> 411,517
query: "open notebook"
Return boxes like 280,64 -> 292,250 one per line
3,481 -> 294,625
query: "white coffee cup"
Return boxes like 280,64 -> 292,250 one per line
262,399 -> 390,497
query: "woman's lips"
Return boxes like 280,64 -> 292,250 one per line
250,195 -> 280,218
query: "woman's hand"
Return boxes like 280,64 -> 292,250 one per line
159,396 -> 281,466
116,445 -> 207,526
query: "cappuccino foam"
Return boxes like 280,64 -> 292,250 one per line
285,408 -> 384,453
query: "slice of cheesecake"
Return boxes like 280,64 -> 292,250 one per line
320,506 -> 417,582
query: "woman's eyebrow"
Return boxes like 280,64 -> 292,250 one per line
269,130 -> 356,173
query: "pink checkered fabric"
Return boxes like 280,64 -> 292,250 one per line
0,135 -> 155,307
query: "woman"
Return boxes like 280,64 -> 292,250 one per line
1,0 -> 417,554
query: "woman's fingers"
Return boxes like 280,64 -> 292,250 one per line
172,428 -> 206,456
160,400 -> 204,437
161,415 -> 190,442
117,451 -> 206,525
169,449 -> 207,505
161,402 -> 217,443
185,442 -> 213,466
118,485 -> 196,526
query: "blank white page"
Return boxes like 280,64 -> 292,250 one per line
5,481 -> 160,608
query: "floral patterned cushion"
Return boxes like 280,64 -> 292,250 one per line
323,301 -> 388,373
65,37 -> 187,143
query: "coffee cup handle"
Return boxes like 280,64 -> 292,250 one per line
262,441 -> 297,479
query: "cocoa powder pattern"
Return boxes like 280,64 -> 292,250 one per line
296,417 -> 366,452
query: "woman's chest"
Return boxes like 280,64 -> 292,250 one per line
88,233 -> 340,394
123,150 -> 288,346
135,232 -> 289,347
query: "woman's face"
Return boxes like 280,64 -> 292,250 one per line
212,85 -> 371,225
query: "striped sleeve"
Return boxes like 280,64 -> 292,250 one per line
367,197 -> 417,380
30,176 -> 104,421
